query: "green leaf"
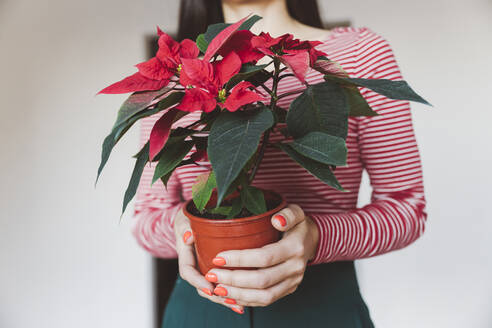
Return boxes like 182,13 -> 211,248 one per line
122,143 -> 149,215
208,106 -> 274,205
203,23 -> 228,43
286,80 -> 349,139
209,206 -> 233,216
114,88 -> 167,128
226,64 -> 269,90
278,143 -> 345,191
343,87 -> 378,117
167,126 -> 198,141
221,174 -> 243,202
97,107 -> 158,184
96,92 -> 184,183
203,15 -> 262,43
325,75 -> 431,105
160,171 -> 173,188
240,185 -> 267,215
312,58 -> 349,78
154,91 -> 186,113
152,140 -> 194,184
238,14 -> 262,31
196,33 -> 208,53
192,171 -> 217,212
288,131 -> 347,166
272,105 -> 287,124
115,92 -> 184,144
160,158 -> 197,187
246,69 -> 272,87
226,197 -> 243,219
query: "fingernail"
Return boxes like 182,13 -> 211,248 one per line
225,298 -> 236,305
205,272 -> 217,283
183,231 -> 192,243
231,307 -> 244,314
201,288 -> 212,296
274,214 -> 287,227
212,257 -> 226,266
214,286 -> 228,296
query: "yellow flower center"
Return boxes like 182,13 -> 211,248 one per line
218,88 -> 227,103
177,64 -> 182,73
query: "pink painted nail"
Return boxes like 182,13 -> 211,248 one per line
231,307 -> 244,314
214,286 -> 228,297
274,214 -> 287,227
201,288 -> 212,296
205,272 -> 218,283
212,257 -> 226,266
183,231 -> 192,243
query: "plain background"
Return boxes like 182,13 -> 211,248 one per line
1,0 -> 491,327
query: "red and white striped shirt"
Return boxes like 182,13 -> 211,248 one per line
132,27 -> 427,264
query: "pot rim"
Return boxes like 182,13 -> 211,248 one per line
183,189 -> 286,225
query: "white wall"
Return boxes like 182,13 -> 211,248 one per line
0,1 -> 174,327
0,1 -> 491,327
320,1 -> 492,328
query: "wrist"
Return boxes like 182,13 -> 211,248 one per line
171,202 -> 186,230
305,215 -> 320,261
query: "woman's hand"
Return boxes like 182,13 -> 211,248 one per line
174,208 -> 247,312
197,204 -> 320,309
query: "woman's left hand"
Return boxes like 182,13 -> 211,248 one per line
196,204 -> 319,310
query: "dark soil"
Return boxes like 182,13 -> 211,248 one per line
187,197 -> 281,220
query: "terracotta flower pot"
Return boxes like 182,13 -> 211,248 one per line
183,190 -> 286,275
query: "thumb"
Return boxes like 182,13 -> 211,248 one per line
174,209 -> 195,245
271,204 -> 305,232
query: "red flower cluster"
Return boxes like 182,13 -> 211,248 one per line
251,32 -> 326,82
98,27 -> 199,94
99,15 -> 326,113
216,30 -> 264,64
177,52 -> 264,112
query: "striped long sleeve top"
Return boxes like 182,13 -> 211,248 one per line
132,27 -> 427,264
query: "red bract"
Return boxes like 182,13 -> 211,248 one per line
218,30 -> 264,64
224,81 -> 264,112
147,27 -> 199,77
283,39 -> 327,66
176,52 -> 264,113
98,27 -> 199,94
203,15 -> 249,61
97,72 -> 170,95
251,32 -> 327,82
148,108 -> 179,161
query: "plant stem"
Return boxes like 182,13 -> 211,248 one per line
278,73 -> 296,81
259,83 -> 273,95
248,59 -> 281,184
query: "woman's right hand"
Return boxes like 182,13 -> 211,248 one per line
173,207 -> 245,314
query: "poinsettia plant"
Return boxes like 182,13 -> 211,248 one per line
96,15 -> 429,218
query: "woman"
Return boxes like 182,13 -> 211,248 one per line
133,0 -> 427,326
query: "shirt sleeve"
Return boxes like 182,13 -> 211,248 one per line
309,29 -> 427,264
131,114 -> 184,259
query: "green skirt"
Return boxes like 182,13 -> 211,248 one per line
163,261 -> 374,328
